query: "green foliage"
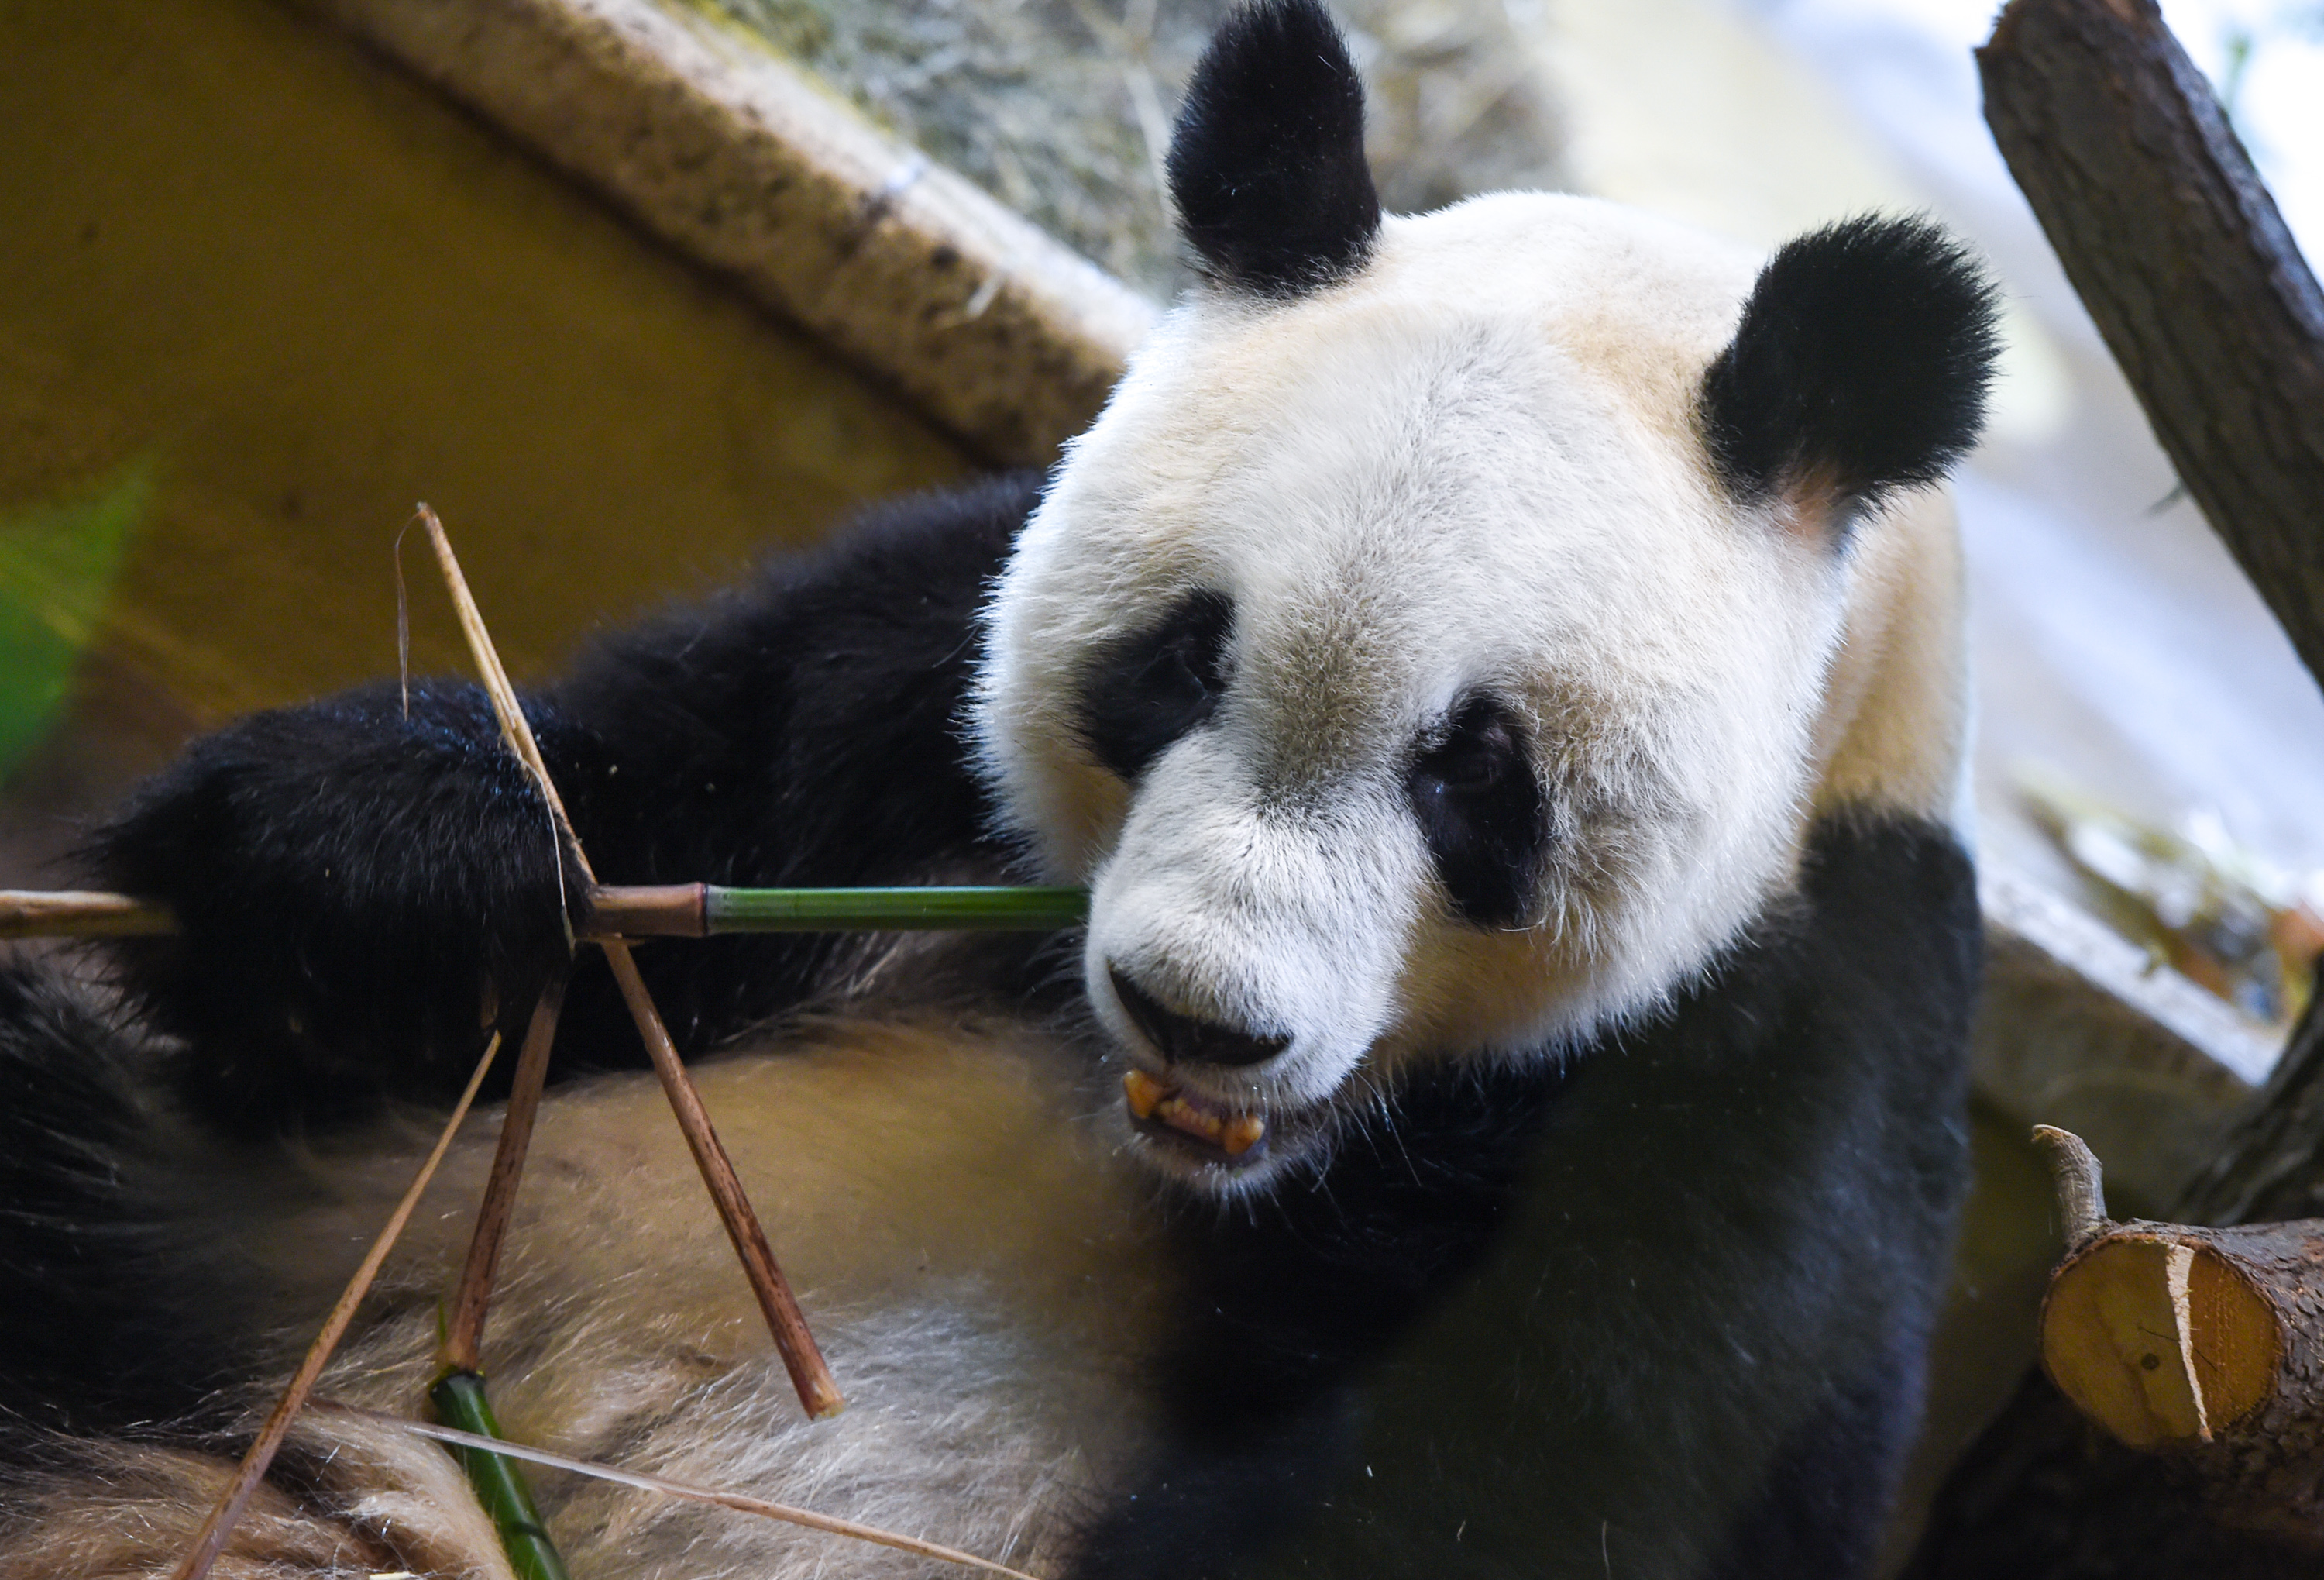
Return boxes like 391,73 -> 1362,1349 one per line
0,462 -> 149,780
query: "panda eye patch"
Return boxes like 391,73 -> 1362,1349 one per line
1081,590 -> 1234,780
1408,696 -> 1547,928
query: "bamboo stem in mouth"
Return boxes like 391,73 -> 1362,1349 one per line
0,883 -> 1088,941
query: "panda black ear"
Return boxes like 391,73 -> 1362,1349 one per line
1166,0 -> 1381,296
1700,215 -> 2001,530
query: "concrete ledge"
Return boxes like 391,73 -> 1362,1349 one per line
298,0 -> 1158,464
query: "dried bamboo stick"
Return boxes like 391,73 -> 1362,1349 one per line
171,1033 -> 502,1580
444,978 -> 567,1375
418,506 -> 842,1421
0,889 -> 174,938
600,940 -> 844,1416
317,1401 -> 1047,1580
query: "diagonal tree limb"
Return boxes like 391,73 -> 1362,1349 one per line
1978,0 -> 2324,684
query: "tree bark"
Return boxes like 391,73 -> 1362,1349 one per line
1977,0 -> 2324,685
1906,0 -> 2324,1571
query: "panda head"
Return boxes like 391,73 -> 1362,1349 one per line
972,0 -> 1999,1195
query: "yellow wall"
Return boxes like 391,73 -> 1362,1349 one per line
0,0 -> 971,746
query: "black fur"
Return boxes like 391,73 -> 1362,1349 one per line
1166,0 -> 1382,295
1407,694 -> 1549,928
0,962 -> 249,1431
93,473 -> 1046,1133
1071,1061 -> 1573,1579
1081,589 -> 1235,782
1700,215 -> 2001,523
1219,813 -> 1979,1579
1705,1327 -> 1933,1580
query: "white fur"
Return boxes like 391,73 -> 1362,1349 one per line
975,194 -> 1968,1189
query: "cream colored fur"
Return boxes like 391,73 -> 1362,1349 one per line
975,193 -> 1968,1192
2,1021 -> 1173,1580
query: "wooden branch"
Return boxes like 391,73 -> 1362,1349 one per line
2034,1123 -> 2111,1248
172,1034 -> 502,1580
419,507 -> 842,1421
1907,5 -> 2324,1570
295,0 -> 1154,466
1978,0 -> 2324,683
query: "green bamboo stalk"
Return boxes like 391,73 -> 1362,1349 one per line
0,884 -> 1089,941
428,1370 -> 573,1580
703,885 -> 1088,932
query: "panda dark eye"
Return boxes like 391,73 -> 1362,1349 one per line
1408,697 -> 1547,928
1081,590 -> 1234,780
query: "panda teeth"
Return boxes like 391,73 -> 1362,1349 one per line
1120,1070 -> 1268,1156
1220,1113 -> 1268,1156
1122,1068 -> 1168,1120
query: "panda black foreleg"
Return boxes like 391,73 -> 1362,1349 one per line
1702,1325 -> 1933,1580
89,473 -> 1043,1134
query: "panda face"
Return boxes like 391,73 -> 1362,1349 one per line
976,199 -> 1852,1192
973,0 -> 1992,1196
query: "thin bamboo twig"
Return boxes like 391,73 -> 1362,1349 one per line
315,1402 -> 1048,1580
0,889 -> 174,938
170,1033 -> 503,1580
418,505 -> 842,1420
445,977 -> 567,1375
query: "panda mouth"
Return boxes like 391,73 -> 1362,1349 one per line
1122,1069 -> 1270,1164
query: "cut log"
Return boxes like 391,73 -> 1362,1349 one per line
2028,1131 -> 2324,1545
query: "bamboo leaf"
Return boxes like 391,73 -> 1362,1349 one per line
0,461 -> 150,779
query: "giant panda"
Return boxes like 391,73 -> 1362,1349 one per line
0,2 -> 1996,1576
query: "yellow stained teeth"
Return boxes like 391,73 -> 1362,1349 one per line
1222,1114 -> 1268,1156
1155,1095 -> 1222,1144
1122,1069 -> 1168,1120
1126,1070 -> 1268,1157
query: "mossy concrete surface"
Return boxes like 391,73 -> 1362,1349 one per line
0,0 -> 969,790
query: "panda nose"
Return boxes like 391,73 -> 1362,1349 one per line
1108,966 -> 1289,1069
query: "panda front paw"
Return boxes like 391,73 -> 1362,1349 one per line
91,680 -> 586,1131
